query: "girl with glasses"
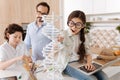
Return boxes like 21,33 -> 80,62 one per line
62,10 -> 109,80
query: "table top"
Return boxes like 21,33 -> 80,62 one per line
0,64 -> 76,80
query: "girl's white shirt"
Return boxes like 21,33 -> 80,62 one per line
0,41 -> 30,80
0,41 -> 29,64
66,29 -> 80,62
64,28 -> 90,62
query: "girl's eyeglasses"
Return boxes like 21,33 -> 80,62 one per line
68,21 -> 84,29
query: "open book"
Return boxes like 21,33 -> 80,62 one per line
0,70 -> 21,79
69,58 -> 120,75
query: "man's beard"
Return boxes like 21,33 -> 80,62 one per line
37,17 -> 44,22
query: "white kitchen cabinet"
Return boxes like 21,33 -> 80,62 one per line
91,0 -> 120,14
63,0 -> 93,14
106,0 -> 120,13
79,0 -> 93,14
92,0 -> 107,14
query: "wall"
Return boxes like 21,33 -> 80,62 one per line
0,0 -> 61,45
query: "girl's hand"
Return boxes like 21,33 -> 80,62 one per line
22,56 -> 33,71
23,55 -> 32,63
84,63 -> 96,71
16,55 -> 32,62
57,34 -> 64,42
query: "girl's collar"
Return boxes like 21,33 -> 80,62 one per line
68,28 -> 79,37
68,28 -> 73,37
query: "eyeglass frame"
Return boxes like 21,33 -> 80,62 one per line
36,10 -> 48,15
67,20 -> 85,29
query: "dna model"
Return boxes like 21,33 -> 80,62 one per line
37,14 -> 64,80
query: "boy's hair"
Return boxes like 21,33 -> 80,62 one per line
36,2 -> 50,14
4,23 -> 24,41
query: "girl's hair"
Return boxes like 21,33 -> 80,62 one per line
67,10 -> 86,62
4,23 -> 24,41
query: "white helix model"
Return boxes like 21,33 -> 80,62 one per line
41,14 -> 64,80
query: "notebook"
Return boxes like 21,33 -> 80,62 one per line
0,70 -> 21,79
0,76 -> 18,80
69,58 -> 120,75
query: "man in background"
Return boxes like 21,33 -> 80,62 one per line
24,2 -> 51,61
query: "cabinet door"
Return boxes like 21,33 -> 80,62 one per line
0,0 -> 21,24
93,0 -> 107,14
64,0 -> 93,14
80,0 -> 93,14
106,0 -> 120,13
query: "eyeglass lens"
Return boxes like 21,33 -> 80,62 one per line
68,21 -> 83,29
